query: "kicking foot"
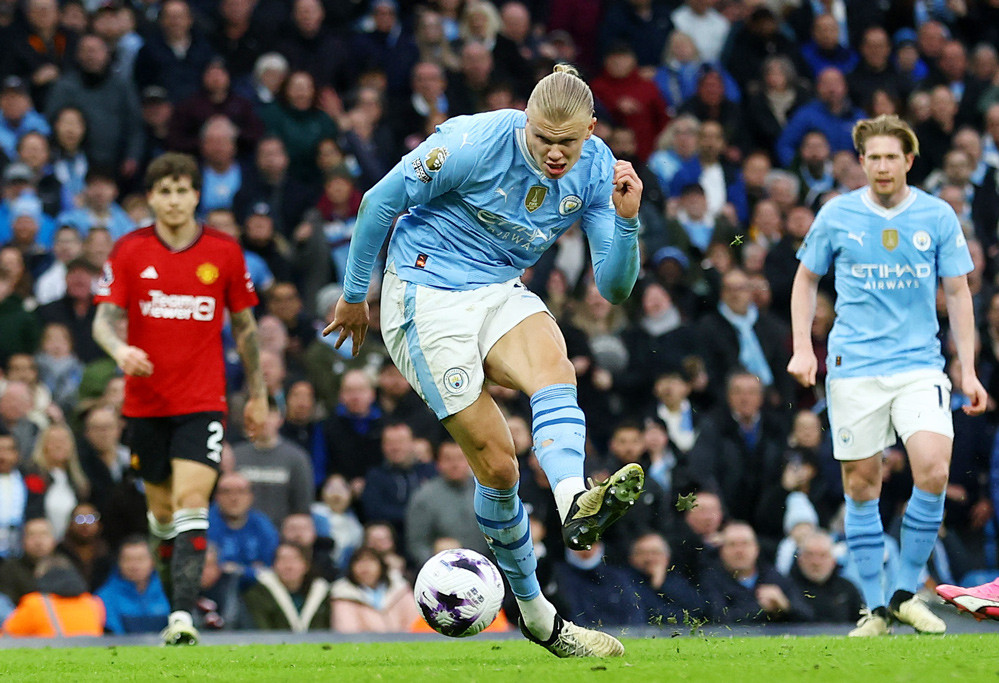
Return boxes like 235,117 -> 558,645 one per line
161,610 -> 200,645
936,579 -> 999,622
562,463 -> 644,551
520,614 -> 624,658
888,590 -> 946,634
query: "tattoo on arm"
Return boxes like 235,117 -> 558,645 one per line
231,308 -> 266,398
92,302 -> 127,360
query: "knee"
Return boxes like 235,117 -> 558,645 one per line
915,463 -> 950,496
545,358 -> 577,386
843,466 -> 881,501
172,488 -> 211,512
149,504 -> 173,525
476,450 -> 520,489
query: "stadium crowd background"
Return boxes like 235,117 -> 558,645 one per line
2,0 -> 999,635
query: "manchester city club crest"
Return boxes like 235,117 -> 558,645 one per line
443,367 -> 470,394
913,230 -> 931,251
881,229 -> 898,251
837,427 -> 854,447
558,195 -> 583,215
525,185 -> 548,213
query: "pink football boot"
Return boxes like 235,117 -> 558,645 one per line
936,578 -> 999,621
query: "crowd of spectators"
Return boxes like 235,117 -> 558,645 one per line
2,0 -> 999,635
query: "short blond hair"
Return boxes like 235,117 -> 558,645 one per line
526,63 -> 593,123
852,114 -> 920,157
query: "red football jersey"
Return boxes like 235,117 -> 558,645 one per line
94,226 -> 258,417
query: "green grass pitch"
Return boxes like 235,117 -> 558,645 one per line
1,635 -> 998,682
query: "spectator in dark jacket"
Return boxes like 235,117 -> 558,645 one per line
776,67 -> 865,167
44,34 -> 143,180
695,269 -> 792,406
167,58 -> 264,157
360,421 -> 435,534
273,0 -> 357,93
700,521 -> 814,624
321,369 -> 384,492
626,531 -> 708,624
687,372 -> 788,523
133,0 -> 216,103
789,530 -> 863,623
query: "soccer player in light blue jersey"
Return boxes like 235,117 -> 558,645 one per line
788,114 -> 988,636
323,65 -> 644,657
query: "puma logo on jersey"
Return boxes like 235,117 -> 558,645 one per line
495,187 -> 508,202
847,232 -> 865,246
140,266 -> 159,279
460,133 -> 473,148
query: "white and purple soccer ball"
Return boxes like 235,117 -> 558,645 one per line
414,549 -> 505,637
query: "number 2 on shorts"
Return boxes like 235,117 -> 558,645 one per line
206,421 -> 224,462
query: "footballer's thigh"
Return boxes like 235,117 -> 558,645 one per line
828,375 -> 896,500
442,391 -> 519,489
171,459 -> 220,509
167,412 -> 226,509
484,311 -> 575,395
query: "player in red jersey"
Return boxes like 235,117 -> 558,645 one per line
92,153 -> 267,645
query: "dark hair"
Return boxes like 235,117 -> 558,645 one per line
85,166 -> 118,185
612,418 -> 644,436
347,547 -> 388,587
276,540 -> 313,566
145,152 -> 202,191
279,70 -> 318,110
118,533 -> 149,556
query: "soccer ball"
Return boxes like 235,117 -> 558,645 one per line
414,549 -> 505,637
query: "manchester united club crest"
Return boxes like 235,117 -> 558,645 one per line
881,229 -> 899,251
197,262 -> 220,285
525,185 -> 548,213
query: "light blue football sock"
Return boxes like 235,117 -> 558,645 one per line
474,481 -> 540,600
530,383 -> 585,487
894,485 -> 945,594
845,496 -> 886,609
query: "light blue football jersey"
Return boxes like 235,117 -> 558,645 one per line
797,187 -> 972,378
387,109 -> 619,289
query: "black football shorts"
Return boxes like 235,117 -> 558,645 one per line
124,412 -> 226,484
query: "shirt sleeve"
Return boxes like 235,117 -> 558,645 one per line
936,205 -> 973,278
796,205 -> 835,276
398,125 -> 479,204
225,243 -> 259,314
93,242 -> 129,308
580,156 -> 641,304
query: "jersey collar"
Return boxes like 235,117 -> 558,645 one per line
515,126 -> 546,179
861,186 -> 917,220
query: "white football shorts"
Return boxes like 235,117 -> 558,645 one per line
380,269 -> 551,419
826,368 -> 953,461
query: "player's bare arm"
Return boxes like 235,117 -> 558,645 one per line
92,302 -> 154,377
942,274 -> 989,415
611,160 -> 642,219
787,263 -> 821,387
322,296 -> 369,357
231,308 -> 268,436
